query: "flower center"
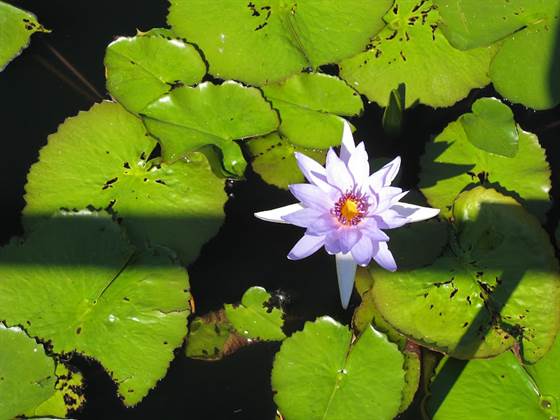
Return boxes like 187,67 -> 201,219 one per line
333,191 -> 369,226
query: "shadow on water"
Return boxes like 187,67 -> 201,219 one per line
2,0 -> 560,419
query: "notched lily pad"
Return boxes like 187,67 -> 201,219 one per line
460,97 -> 519,158
261,72 -> 363,149
247,133 -> 327,190
339,0 -> 496,108
225,286 -> 286,341
24,101 -> 227,264
0,211 -> 191,406
0,1 -> 48,71
420,105 -> 550,222
272,317 -> 405,420
105,28 -> 206,113
168,0 -> 393,85
142,81 -> 279,176
371,187 -> 560,362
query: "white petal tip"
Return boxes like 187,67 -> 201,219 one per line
254,203 -> 303,224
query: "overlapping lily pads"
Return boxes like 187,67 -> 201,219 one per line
24,101 -> 227,264
370,187 -> 560,362
142,81 -> 279,176
339,0 -> 496,108
272,317 -> 405,420
261,72 -> 363,148
426,334 -> 560,419
246,133 -> 327,189
0,1 -> 48,70
105,28 -> 206,113
420,99 -> 550,221
0,211 -> 191,406
435,0 -> 560,109
168,0 -> 393,85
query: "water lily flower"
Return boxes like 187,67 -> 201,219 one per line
255,122 -> 439,309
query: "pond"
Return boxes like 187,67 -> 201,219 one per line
2,1 -> 560,419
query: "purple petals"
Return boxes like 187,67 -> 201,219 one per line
254,203 -> 304,224
373,242 -> 397,272
281,207 -> 322,228
351,236 -> 374,266
371,187 -> 408,214
287,234 -> 325,260
324,231 -> 342,255
369,156 -> 401,190
339,120 -> 355,164
289,183 -> 332,211
326,149 -> 354,192
294,152 -> 331,192
390,202 -> 440,223
339,227 -> 362,253
347,142 -> 369,185
308,214 -> 339,235
335,252 -> 357,309
360,219 -> 390,241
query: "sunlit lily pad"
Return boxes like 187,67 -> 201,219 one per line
105,28 -> 206,113
435,0 -> 560,109
339,0 -> 496,108
142,81 -> 279,176
272,317 -> 405,420
0,211 -> 191,406
419,103 -> 550,222
0,325 -> 57,419
246,133 -> 327,189
24,101 -> 226,264
0,1 -> 48,71
426,335 -> 560,420
261,73 -> 363,148
168,0 -> 393,85
371,187 -> 560,362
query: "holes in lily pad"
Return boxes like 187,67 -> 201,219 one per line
102,177 -> 118,190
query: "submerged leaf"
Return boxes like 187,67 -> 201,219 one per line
0,1 -> 48,70
105,28 -> 206,113
272,317 -> 405,420
225,286 -> 286,341
420,105 -> 550,222
247,133 -> 327,189
24,101 -> 226,264
371,188 -> 560,362
168,0 -> 393,85
339,0 -> 496,108
142,81 -> 279,176
460,97 -> 519,157
0,211 -> 191,406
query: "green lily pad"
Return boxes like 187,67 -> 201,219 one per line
185,310 -> 250,361
460,97 -> 519,157
339,0 -> 496,108
24,101 -> 226,264
142,81 -> 279,176
352,268 -> 421,413
0,211 -> 191,406
426,345 -> 560,419
382,83 -> 406,137
435,0 -> 560,109
371,187 -> 560,362
168,0 -> 393,85
26,364 -> 85,418
246,133 -> 327,190
224,286 -> 286,341
0,1 -> 48,71
261,73 -> 363,149
272,317 -> 405,420
419,106 -> 550,222
105,28 -> 206,113
0,325 -> 57,419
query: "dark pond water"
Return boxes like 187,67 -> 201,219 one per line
1,1 -> 560,419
